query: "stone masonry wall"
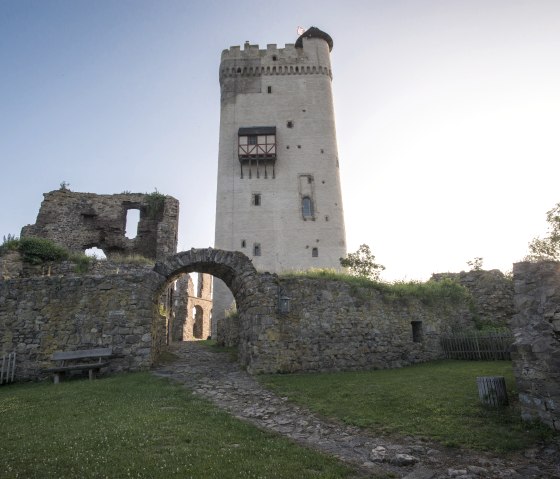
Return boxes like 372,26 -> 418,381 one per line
511,261 -> 560,431
431,270 -> 513,328
0,269 -> 163,381
3,247 -> 477,381
21,189 -> 179,261
221,276 -> 475,373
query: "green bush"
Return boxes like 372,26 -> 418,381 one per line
18,237 -> 69,264
69,253 -> 93,273
145,189 -> 166,220
0,234 -> 20,255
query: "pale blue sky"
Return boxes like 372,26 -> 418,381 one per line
1,0 -> 559,280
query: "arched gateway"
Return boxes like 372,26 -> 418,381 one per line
152,248 -> 278,372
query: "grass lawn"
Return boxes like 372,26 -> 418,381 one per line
260,360 -> 556,453
0,373 -> 354,479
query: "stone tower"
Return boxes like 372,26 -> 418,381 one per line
213,27 -> 347,327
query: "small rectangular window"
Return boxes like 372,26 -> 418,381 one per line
241,239 -> 246,248
312,247 -> 318,257
287,121 -> 293,128
252,193 -> 261,206
411,321 -> 423,343
248,135 -> 257,145
267,86 -> 272,94
253,243 -> 261,256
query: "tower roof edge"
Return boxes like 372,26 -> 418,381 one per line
295,26 -> 333,51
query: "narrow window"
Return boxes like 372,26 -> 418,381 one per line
267,86 -> 272,94
125,209 -> 140,239
253,243 -> 261,256
252,193 -> 261,206
248,135 -> 257,145
272,55 -> 277,61
241,239 -> 246,248
411,321 -> 423,343
312,247 -> 318,257
287,121 -> 293,128
302,196 -> 314,218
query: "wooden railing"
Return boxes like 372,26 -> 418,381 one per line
440,332 -> 513,360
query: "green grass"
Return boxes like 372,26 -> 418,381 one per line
0,373 -> 353,479
280,270 -> 471,306
260,360 -> 556,453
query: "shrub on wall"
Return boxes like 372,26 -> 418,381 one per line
145,190 -> 166,220
18,237 -> 69,264
0,234 -> 20,255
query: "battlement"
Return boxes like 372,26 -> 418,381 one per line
220,34 -> 332,82
221,42 -> 299,61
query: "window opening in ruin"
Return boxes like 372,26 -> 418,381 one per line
267,86 -> 272,94
252,193 -> 261,206
411,321 -> 423,343
312,247 -> 318,257
302,196 -> 314,218
253,243 -> 261,256
125,209 -> 140,239
193,305 -> 204,339
84,247 -> 106,260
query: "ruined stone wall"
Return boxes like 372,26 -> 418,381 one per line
431,270 -> 513,328
0,250 -> 155,280
511,261 -> 560,431
2,246 -> 476,381
221,276 -> 474,373
21,189 -> 178,260
170,274 -> 189,342
0,269 -> 163,381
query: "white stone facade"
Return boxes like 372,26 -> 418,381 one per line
213,28 -> 347,328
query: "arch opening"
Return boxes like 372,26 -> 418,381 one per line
152,249 -> 262,351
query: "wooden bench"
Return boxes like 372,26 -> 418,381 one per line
45,348 -> 113,384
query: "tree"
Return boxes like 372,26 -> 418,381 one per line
466,257 -> 484,271
340,244 -> 385,280
528,202 -> 560,260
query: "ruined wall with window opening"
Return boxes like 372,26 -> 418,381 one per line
21,189 -> 179,261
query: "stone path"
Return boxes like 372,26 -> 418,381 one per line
152,342 -> 560,479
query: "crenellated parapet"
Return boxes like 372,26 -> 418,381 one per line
220,27 -> 334,84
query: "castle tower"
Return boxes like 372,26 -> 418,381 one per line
213,27 -> 347,327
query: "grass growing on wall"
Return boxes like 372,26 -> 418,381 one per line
281,269 -> 472,305
260,360 -> 556,453
0,373 -> 354,479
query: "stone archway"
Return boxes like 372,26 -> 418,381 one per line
151,248 -> 277,370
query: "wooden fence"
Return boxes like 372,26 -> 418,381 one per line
440,332 -> 513,360
1,352 -> 16,385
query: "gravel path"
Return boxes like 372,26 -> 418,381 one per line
152,341 -> 560,479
